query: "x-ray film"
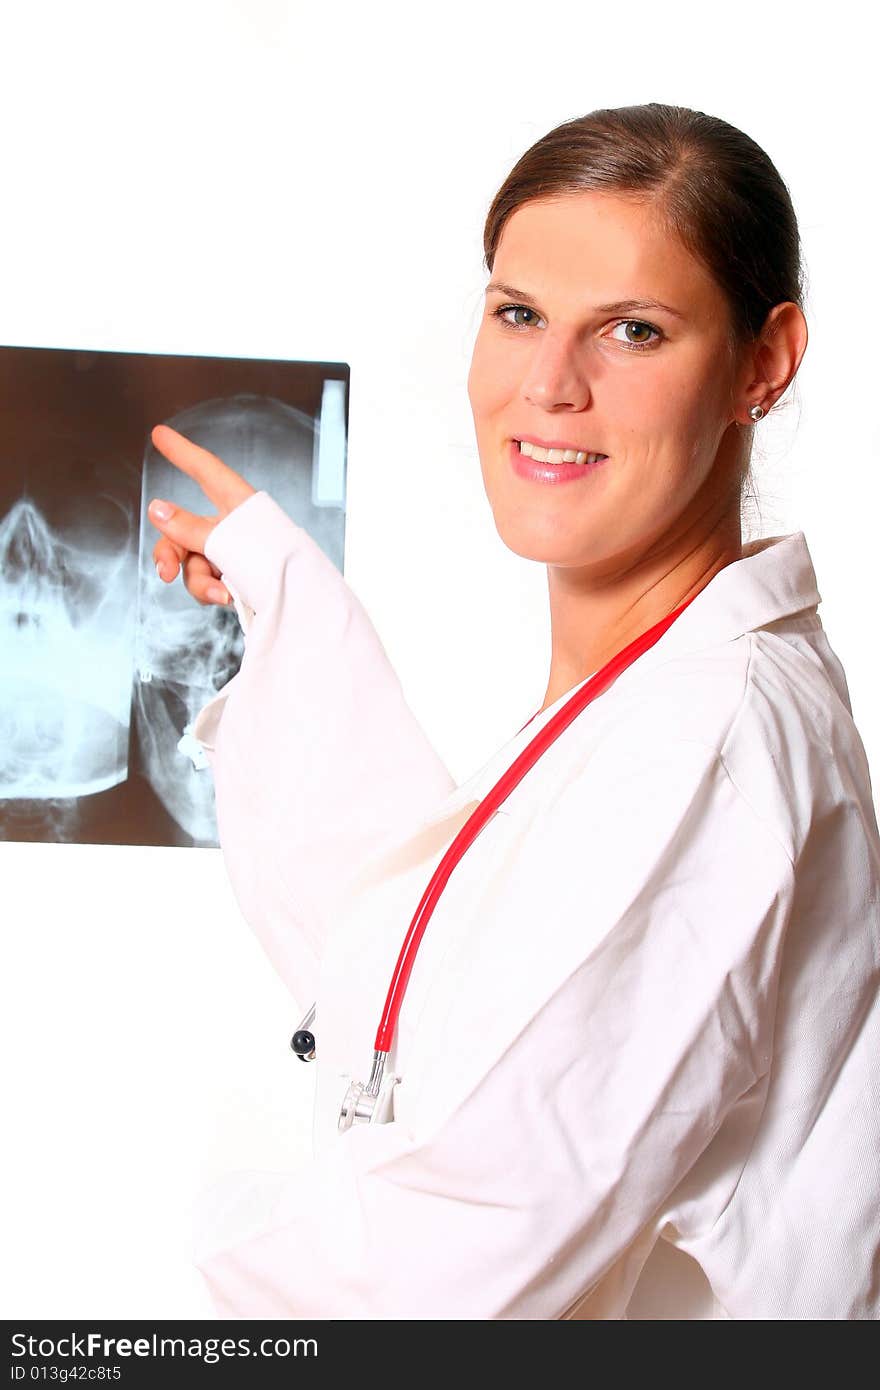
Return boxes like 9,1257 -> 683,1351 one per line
0,344 -> 349,848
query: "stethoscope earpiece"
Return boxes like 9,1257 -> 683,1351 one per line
290,1029 -> 316,1061
291,1001 -> 317,1061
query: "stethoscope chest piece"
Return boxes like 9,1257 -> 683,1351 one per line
338,1054 -> 400,1131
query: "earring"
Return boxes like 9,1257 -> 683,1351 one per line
748,404 -> 765,421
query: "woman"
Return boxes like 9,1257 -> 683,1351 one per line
150,103 -> 880,1319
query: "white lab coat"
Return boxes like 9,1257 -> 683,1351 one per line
189,490 -> 880,1319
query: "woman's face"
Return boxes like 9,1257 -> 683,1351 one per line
467,191 -> 747,570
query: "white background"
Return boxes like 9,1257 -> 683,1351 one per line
1,0 -> 876,1317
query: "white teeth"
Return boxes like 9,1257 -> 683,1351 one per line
518,440 -> 606,465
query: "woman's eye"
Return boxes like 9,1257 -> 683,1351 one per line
492,304 -> 544,330
609,319 -> 662,350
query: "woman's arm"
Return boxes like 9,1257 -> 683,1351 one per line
193,489 -> 457,1008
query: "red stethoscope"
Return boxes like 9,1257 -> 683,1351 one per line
291,591 -> 699,1130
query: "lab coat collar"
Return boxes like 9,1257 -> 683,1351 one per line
412,530 -> 821,829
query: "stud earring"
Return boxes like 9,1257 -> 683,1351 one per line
748,404 -> 765,421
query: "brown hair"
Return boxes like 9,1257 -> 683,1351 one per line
482,103 -> 807,523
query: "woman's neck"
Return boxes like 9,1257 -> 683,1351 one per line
538,517 -> 742,716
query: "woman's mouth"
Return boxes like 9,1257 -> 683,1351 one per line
509,438 -> 609,484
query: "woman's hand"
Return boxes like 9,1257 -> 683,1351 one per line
148,424 -> 257,606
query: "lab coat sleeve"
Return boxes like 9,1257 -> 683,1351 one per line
191,490 -> 457,1006
193,734 -> 802,1319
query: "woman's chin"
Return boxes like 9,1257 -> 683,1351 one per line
492,518 -> 600,566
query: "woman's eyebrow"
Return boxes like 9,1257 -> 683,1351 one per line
484,282 -> 687,320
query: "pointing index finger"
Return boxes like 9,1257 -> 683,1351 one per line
150,424 -> 256,514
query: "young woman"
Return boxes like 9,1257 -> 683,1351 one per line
149,103 -> 880,1319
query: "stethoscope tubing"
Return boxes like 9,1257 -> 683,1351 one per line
372,592 -> 697,1057
292,589 -> 700,1094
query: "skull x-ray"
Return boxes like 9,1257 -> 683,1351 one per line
0,345 -> 348,848
2,492 -> 137,801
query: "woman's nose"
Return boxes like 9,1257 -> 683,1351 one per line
520,330 -> 592,411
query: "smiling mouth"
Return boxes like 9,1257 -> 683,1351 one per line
515,439 -> 608,465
